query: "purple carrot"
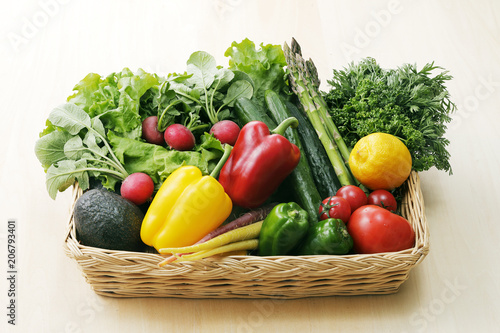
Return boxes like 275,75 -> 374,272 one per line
196,202 -> 277,244
158,203 -> 277,266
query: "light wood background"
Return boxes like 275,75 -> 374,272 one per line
1,0 -> 499,332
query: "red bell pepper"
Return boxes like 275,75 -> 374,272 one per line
219,117 -> 301,208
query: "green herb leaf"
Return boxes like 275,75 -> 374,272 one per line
91,117 -> 106,138
64,136 -> 85,160
223,80 -> 254,107
231,70 -> 255,90
46,159 -> 90,199
214,68 -> 235,89
180,50 -> 254,124
84,132 -> 108,156
36,103 -> 129,198
186,51 -> 218,89
48,103 -> 91,135
34,131 -> 72,170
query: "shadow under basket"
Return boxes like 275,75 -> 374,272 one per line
63,171 -> 429,299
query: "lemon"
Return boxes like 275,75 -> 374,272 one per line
349,133 -> 412,190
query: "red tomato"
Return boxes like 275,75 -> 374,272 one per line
319,196 -> 351,223
347,205 -> 415,254
336,185 -> 368,212
368,189 -> 397,212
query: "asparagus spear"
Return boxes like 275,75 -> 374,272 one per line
284,41 -> 355,187
286,38 -> 374,194
290,37 -> 352,165
303,57 -> 352,165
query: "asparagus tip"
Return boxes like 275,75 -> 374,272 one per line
306,58 -> 320,88
291,37 -> 302,56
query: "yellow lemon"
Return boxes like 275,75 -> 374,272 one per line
349,133 -> 412,190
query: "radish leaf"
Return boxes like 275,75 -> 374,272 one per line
46,159 -> 90,200
34,131 -> 72,171
49,103 -> 91,135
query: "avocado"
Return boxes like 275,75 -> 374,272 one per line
73,188 -> 145,252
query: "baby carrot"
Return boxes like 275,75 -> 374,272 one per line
169,239 -> 258,263
158,221 -> 263,255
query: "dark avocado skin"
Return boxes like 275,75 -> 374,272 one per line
74,189 -> 145,252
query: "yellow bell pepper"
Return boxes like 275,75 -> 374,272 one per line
141,146 -> 233,251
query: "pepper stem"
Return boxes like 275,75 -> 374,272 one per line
210,144 -> 232,179
287,209 -> 300,219
271,117 -> 299,136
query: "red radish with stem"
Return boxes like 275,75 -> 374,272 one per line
164,124 -> 196,151
209,120 -> 240,146
121,172 -> 154,205
142,116 -> 164,145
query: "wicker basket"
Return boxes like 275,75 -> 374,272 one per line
63,171 -> 429,299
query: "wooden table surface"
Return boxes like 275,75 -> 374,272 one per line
1,0 -> 499,332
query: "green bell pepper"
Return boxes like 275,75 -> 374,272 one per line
258,202 -> 309,256
297,218 -> 353,255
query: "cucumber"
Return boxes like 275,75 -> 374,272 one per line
234,97 -> 276,128
265,90 -> 322,225
285,100 -> 341,198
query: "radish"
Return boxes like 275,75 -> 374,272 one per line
142,116 -> 164,145
164,124 -> 196,151
209,120 -> 240,146
121,172 -> 155,205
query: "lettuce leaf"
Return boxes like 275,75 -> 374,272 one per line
225,38 -> 289,107
108,131 -> 224,186
66,68 -> 159,140
66,73 -> 102,113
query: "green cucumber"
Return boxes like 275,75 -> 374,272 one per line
285,100 -> 341,198
234,97 -> 276,128
265,90 -> 322,225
